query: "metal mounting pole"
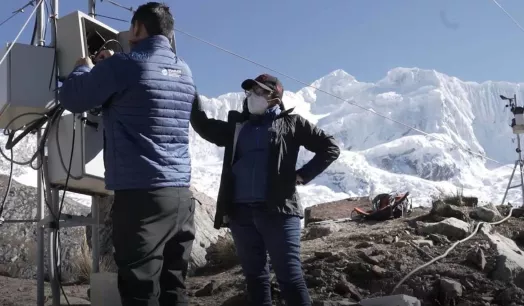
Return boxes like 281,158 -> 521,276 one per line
88,0 -> 101,276
49,188 -> 61,306
36,0 -> 45,47
518,135 -> 524,208
88,0 -> 96,17
34,1 -> 46,305
49,1 -> 60,305
36,135 -> 45,306
515,95 -> 524,208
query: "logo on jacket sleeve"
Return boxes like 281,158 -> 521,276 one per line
161,68 -> 182,78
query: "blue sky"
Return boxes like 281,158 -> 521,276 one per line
1,0 -> 524,97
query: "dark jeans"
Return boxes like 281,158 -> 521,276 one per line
112,187 -> 196,306
229,204 -> 311,306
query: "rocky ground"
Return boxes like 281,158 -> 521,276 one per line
2,199 -> 524,305
184,202 -> 524,306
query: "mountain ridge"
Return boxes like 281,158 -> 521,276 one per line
4,66 -> 523,211
191,66 -> 523,209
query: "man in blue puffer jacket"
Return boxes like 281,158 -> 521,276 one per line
58,3 -> 196,306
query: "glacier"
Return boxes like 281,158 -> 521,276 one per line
5,67 -> 524,210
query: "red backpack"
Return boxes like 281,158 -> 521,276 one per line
352,192 -> 411,221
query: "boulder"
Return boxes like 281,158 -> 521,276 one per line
304,221 -> 340,240
470,204 -> 502,222
86,187 -> 230,274
466,247 -> 486,271
412,240 -> 434,248
188,188 -> 230,270
304,197 -> 371,226
360,294 -> 421,306
431,201 -> 468,221
439,278 -> 462,299
0,176 -> 90,282
416,218 -> 470,240
483,228 -> 524,287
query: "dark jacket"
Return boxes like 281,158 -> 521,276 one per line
190,95 -> 340,229
232,105 -> 281,203
59,35 -> 196,190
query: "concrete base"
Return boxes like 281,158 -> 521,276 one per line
359,294 -> 421,306
90,272 -> 122,306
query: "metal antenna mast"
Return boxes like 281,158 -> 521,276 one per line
34,0 -> 46,305
88,0 -> 96,17
500,93 -> 524,207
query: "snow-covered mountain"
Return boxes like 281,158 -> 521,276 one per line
191,67 -> 524,208
7,67 -> 524,209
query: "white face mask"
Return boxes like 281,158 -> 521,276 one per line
247,94 -> 268,115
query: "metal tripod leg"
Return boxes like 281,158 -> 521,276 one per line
519,159 -> 524,207
501,160 -> 517,205
501,159 -> 524,206
36,133 -> 45,306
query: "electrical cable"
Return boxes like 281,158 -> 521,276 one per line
94,13 -> 127,23
0,111 -> 58,167
39,158 -> 57,220
100,0 -> 134,13
0,1 -> 37,28
490,0 -> 524,33
95,38 -> 124,55
390,206 -> 516,294
54,115 -> 82,180
56,122 -> 75,225
0,149 -> 14,223
30,14 -> 38,46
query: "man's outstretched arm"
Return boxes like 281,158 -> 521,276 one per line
59,56 -> 123,113
190,93 -> 232,147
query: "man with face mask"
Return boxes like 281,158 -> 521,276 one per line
190,74 -> 340,305
58,2 -> 196,306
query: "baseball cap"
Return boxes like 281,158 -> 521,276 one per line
241,74 -> 284,99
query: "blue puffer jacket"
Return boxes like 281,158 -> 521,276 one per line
59,35 -> 196,190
